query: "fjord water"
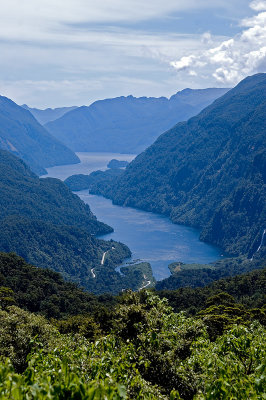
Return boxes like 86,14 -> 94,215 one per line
45,152 -> 222,280
45,152 -> 136,181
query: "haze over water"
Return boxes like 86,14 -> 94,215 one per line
45,152 -> 223,280
45,152 -> 136,181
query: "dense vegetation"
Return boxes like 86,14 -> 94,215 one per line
155,256 -> 266,291
64,169 -> 123,191
0,252 -> 265,319
0,96 -> 79,174
0,278 -> 265,399
158,267 -> 266,317
107,159 -> 129,169
0,152 -> 152,293
89,74 -> 266,259
45,88 -> 228,154
0,150 -> 110,234
0,251 -> 264,398
0,252 -> 117,319
0,220 -> 131,293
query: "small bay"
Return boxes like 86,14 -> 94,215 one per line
45,152 -> 223,280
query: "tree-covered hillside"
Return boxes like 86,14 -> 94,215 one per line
0,252 -> 115,319
154,255 -> 266,291
0,96 -> 79,174
64,169 -> 123,191
0,252 -> 265,399
89,74 -> 266,258
0,217 -> 132,291
1,252 -> 265,321
45,88 -> 229,154
0,151 -> 140,293
0,150 -> 109,235
0,253 -> 266,319
158,266 -> 266,315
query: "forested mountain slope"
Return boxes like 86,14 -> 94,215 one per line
0,252 -> 116,319
45,88 -> 229,153
0,150 -> 108,235
0,151 -> 132,292
0,96 -> 79,174
89,74 -> 266,258
158,266 -> 266,315
1,251 -> 264,320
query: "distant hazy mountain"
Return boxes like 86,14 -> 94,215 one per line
22,104 -> 77,125
88,74 -> 266,259
0,96 -> 79,174
45,88 -> 229,153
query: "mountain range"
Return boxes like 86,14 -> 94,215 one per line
0,96 -> 79,174
21,104 -> 78,125
83,74 -> 266,260
44,88 -> 229,154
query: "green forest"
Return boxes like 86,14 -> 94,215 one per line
155,256 -> 266,290
0,252 -> 265,399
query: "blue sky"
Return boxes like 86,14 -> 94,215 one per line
0,0 -> 265,108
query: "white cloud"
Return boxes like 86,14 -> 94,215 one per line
0,1 -> 227,29
170,55 -> 196,71
250,0 -> 266,11
0,0 -> 253,106
201,32 -> 213,45
170,1 -> 266,84
0,0 -> 246,46
0,22 -> 226,107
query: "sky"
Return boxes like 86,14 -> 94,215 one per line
0,0 -> 265,108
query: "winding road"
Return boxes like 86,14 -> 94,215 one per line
91,247 -> 116,277
101,246 -> 116,265
139,275 -> 151,290
101,251 -> 107,265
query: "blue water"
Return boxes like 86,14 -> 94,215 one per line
45,152 -> 136,181
45,152 -> 222,280
79,192 -> 222,280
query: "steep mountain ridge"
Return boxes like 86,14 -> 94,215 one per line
45,88 -> 229,153
0,96 -> 79,174
22,104 -> 77,125
88,74 -> 266,258
0,150 -> 108,234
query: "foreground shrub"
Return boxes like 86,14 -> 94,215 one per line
0,291 -> 265,399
